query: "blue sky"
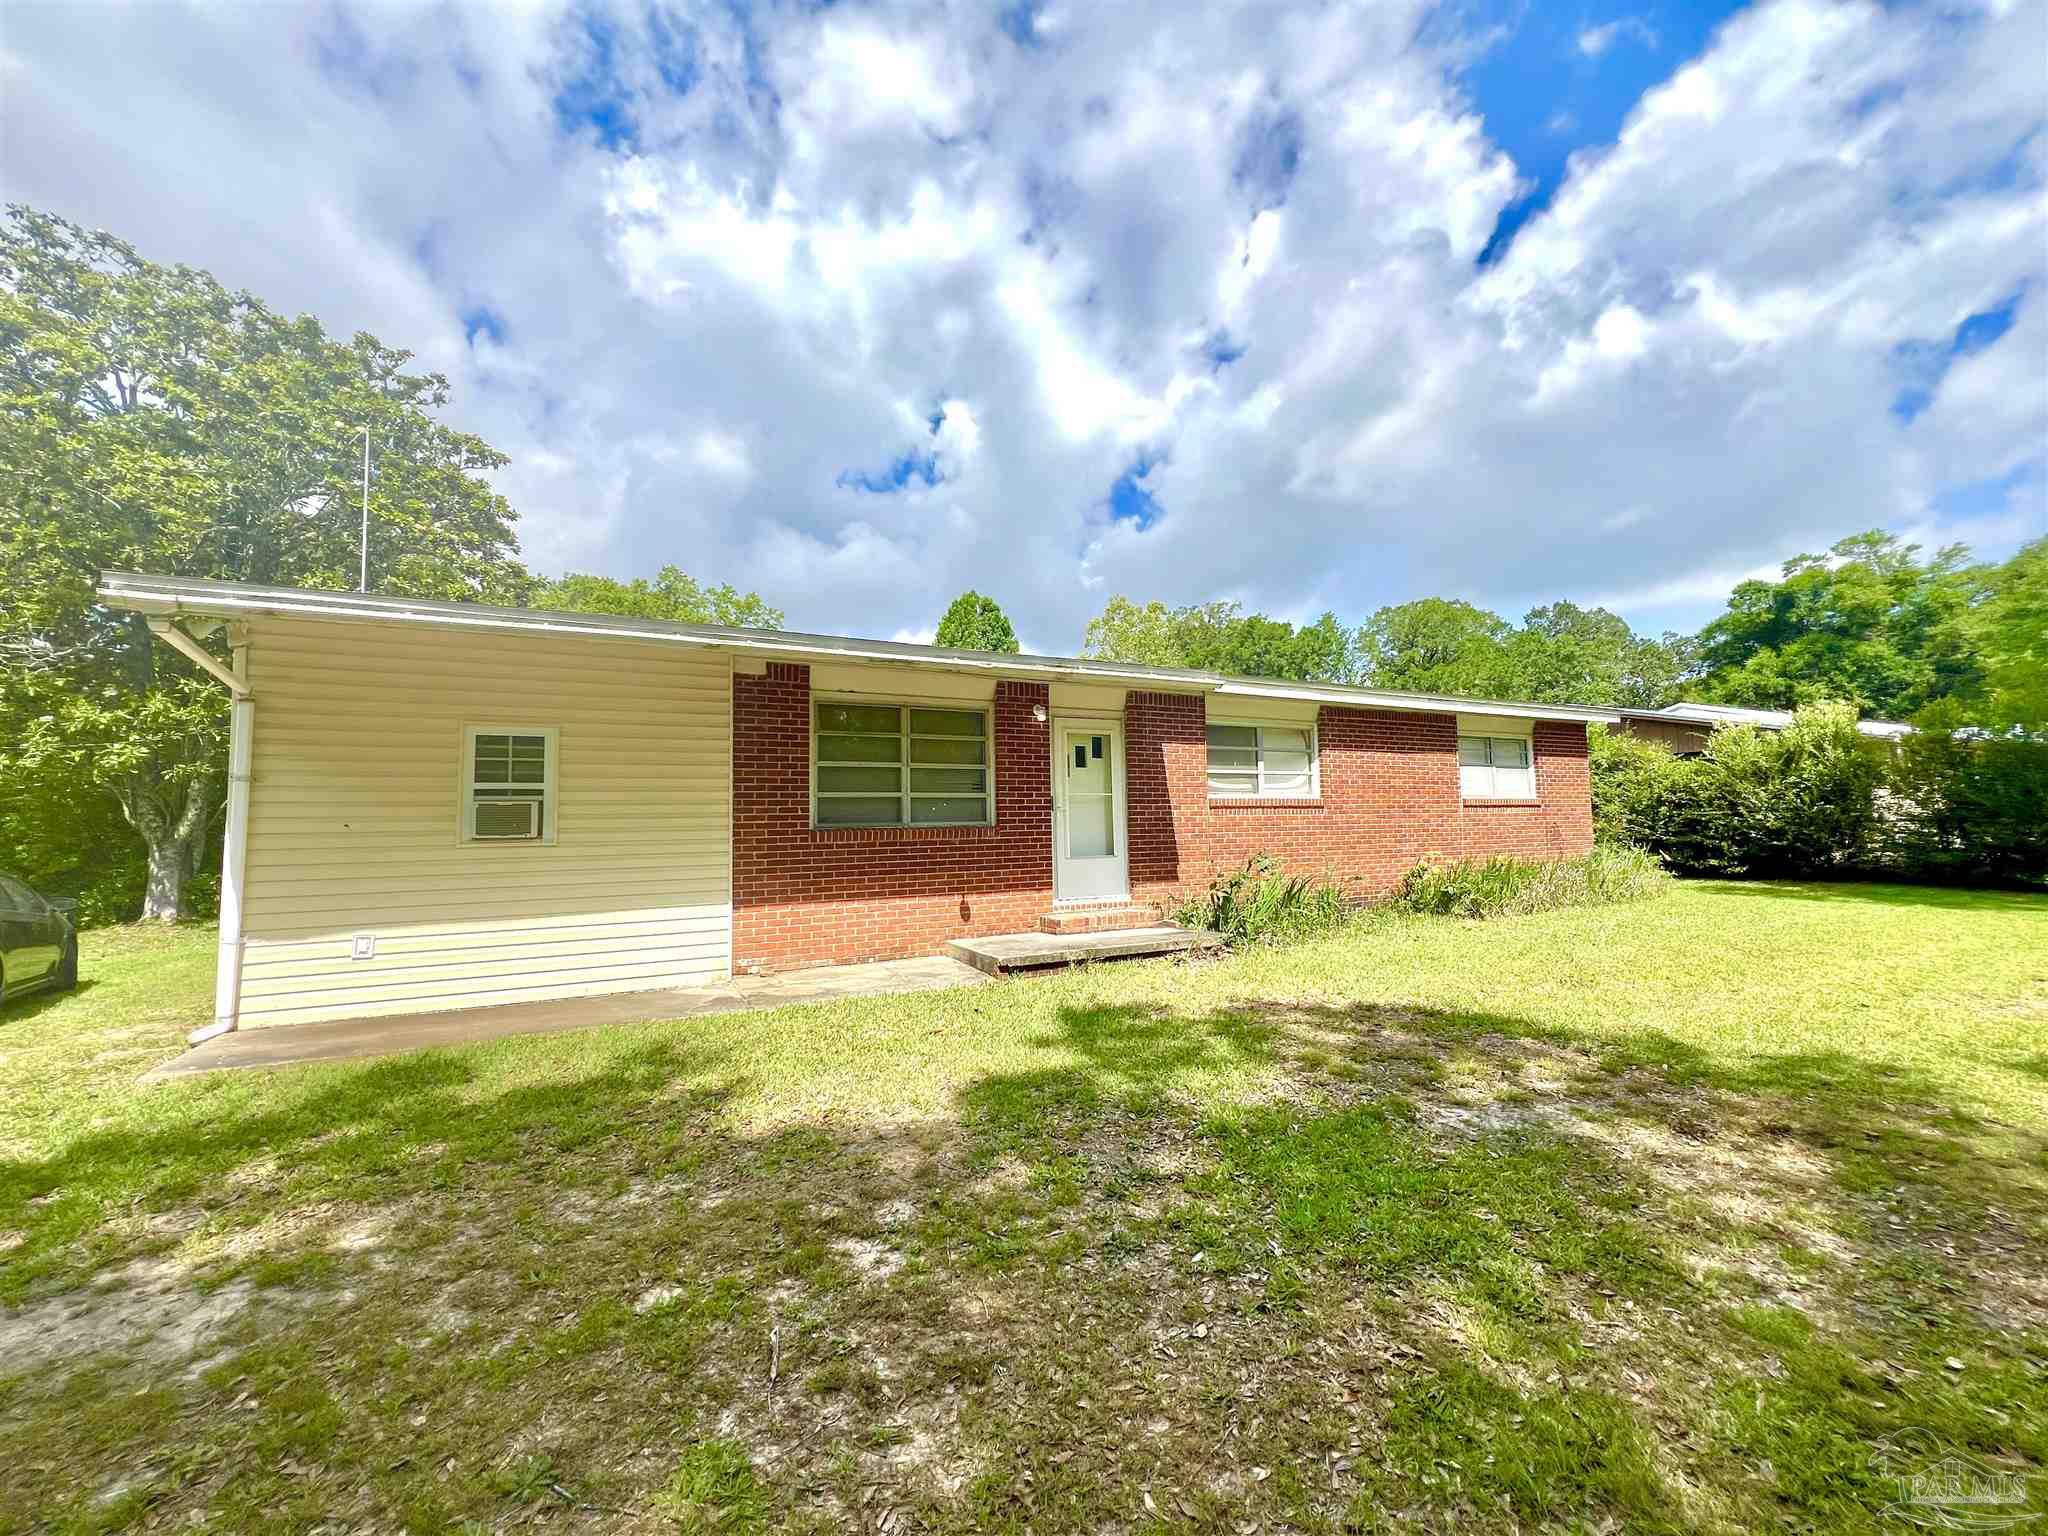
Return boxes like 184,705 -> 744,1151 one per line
4,0 -> 2042,650
1456,0 -> 1753,264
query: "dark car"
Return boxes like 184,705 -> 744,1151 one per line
0,873 -> 78,1005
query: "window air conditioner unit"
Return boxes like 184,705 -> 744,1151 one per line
472,798 -> 541,840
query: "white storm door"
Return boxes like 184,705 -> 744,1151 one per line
1052,720 -> 1128,902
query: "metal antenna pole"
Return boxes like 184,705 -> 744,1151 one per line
359,426 -> 371,592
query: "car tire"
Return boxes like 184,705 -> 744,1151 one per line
55,937 -> 78,991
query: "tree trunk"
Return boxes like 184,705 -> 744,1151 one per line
141,835 -> 189,921
128,772 -> 217,922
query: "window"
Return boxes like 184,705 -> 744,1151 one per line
814,701 -> 993,826
1206,721 -> 1316,798
1458,734 -> 1535,800
462,726 -> 557,842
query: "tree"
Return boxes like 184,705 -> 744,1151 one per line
0,205 -> 530,920
1355,598 -> 1515,697
1357,596 -> 1690,706
1505,601 -> 1695,709
934,590 -> 1020,653
1693,531 -> 1983,718
1960,537 -> 2046,735
1080,597 -> 1182,667
536,567 -> 783,629
1082,597 -> 1354,682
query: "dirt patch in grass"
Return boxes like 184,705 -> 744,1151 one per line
0,1258 -> 279,1376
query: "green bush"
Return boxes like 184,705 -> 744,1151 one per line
1884,727 -> 2048,884
1173,855 -> 1351,946
1592,703 -> 2046,885
1392,845 -> 1671,919
1590,705 -> 1884,877
1588,726 -> 1681,849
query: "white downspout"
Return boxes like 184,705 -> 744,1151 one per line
148,618 -> 253,1045
195,687 -> 254,1044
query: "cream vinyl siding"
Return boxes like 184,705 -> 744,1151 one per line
236,617 -> 731,1028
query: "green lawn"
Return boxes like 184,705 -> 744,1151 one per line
2,882 -> 2044,1534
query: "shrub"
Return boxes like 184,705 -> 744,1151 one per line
1884,728 -> 2048,884
1588,726 -> 1681,848
1590,704 -> 1885,878
1594,701 -> 2046,886
1393,845 -> 1672,919
1173,854 -> 1351,946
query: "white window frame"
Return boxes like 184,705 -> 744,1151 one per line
811,697 -> 996,829
1205,718 -> 1320,800
459,725 -> 559,845
1458,730 -> 1537,802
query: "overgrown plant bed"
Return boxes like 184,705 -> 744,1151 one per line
2,885 -> 2045,1534
1392,844 -> 1672,919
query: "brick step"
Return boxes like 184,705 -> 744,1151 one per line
1037,903 -> 1164,935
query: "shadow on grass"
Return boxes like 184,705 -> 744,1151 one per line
0,1037 -> 743,1299
2009,1053 -> 2048,1084
0,976 -> 99,1025
8,986 -> 2048,1535
1686,879 -> 2048,913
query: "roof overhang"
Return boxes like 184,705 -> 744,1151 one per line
1616,705 -> 1912,738
96,571 -> 1620,725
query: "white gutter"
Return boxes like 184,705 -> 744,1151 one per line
143,617 -> 252,1043
1212,679 -> 1620,726
98,571 -> 1621,726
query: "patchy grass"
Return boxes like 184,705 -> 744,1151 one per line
1,884 -> 2044,1533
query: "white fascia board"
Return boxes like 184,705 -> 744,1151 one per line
96,572 -> 1209,690
1211,680 -> 1618,725
96,571 -> 1620,723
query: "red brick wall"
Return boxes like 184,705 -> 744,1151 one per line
1126,699 -> 1594,910
731,664 -> 1053,971
732,666 -> 1593,971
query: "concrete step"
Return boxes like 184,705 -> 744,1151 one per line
1037,902 -> 1165,935
947,925 -> 1226,977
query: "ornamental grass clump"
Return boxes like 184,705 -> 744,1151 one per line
1393,845 -> 1671,919
1173,854 -> 1352,947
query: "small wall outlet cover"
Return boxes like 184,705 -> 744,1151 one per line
351,934 -> 376,960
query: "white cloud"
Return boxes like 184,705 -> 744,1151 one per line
1,0 -> 2040,652
1578,18 -> 1659,58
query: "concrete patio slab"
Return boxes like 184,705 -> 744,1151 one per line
947,925 -> 1225,976
147,954 -> 987,1078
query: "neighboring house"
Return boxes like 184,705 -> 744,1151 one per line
100,573 -> 1616,1039
1616,702 -> 1912,756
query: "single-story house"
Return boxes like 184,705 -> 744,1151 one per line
100,572 -> 1618,1040
1616,702 -> 1912,755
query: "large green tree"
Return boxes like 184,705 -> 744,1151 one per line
1692,531 -> 1983,718
1354,598 -> 1515,697
535,567 -> 782,628
1963,537 -> 2045,734
1082,597 -> 1355,682
1505,601 -> 1695,709
934,590 -> 1020,653
1357,597 -> 1689,707
0,206 -> 530,919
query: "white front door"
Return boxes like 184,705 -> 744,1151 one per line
1051,718 -> 1129,902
